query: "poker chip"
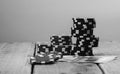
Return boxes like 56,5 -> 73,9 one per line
86,18 -> 96,28
30,17 -> 100,65
71,27 -> 94,37
52,45 -> 72,55
52,51 -> 63,59
72,18 -> 85,25
50,35 -> 72,45
92,37 -> 99,47
34,17 -> 99,60
30,53 -> 55,64
36,42 -> 52,54
71,17 -> 98,56
71,46 -> 94,56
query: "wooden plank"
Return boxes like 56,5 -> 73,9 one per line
93,41 -> 120,74
1,41 -> 119,74
0,42 -> 34,74
33,41 -> 120,74
34,62 -> 102,74
99,57 -> 120,74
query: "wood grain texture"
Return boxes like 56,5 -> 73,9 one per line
0,42 -> 102,74
0,41 -> 120,74
34,62 -> 102,74
93,41 -> 120,74
0,42 -> 34,74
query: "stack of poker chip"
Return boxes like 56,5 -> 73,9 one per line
32,42 -> 62,64
50,35 -> 72,45
30,18 -> 100,64
71,18 -> 99,56
50,35 -> 72,55
36,43 -> 52,54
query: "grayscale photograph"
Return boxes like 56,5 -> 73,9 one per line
0,0 -> 120,74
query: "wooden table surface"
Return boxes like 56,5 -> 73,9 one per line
0,41 -> 119,74
0,43 -> 34,74
93,41 -> 120,74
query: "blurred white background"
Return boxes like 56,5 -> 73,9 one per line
0,0 -> 120,42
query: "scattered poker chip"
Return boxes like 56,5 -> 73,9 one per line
30,53 -> 55,64
54,52 -> 63,60
30,51 -> 64,64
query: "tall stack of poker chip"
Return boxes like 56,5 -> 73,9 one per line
50,35 -> 72,55
71,18 -> 99,56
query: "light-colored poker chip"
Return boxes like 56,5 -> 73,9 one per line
37,54 -> 44,57
41,61 -> 46,64
49,59 -> 54,61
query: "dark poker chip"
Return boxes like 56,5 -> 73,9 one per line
50,35 -> 72,45
31,53 -> 55,64
86,18 -> 96,28
72,18 -> 86,25
92,37 -> 99,47
52,45 -> 72,55
36,43 -> 52,54
71,46 -> 94,56
71,28 -> 94,37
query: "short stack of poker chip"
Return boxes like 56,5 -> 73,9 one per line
50,35 -> 72,55
71,18 -> 99,56
33,42 -> 62,64
52,45 -> 72,55
36,43 -> 52,54
50,35 -> 72,45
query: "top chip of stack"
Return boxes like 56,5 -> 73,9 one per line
72,18 -> 96,29
86,18 -> 96,28
36,42 -> 53,54
50,35 -> 72,45
71,18 -> 96,37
